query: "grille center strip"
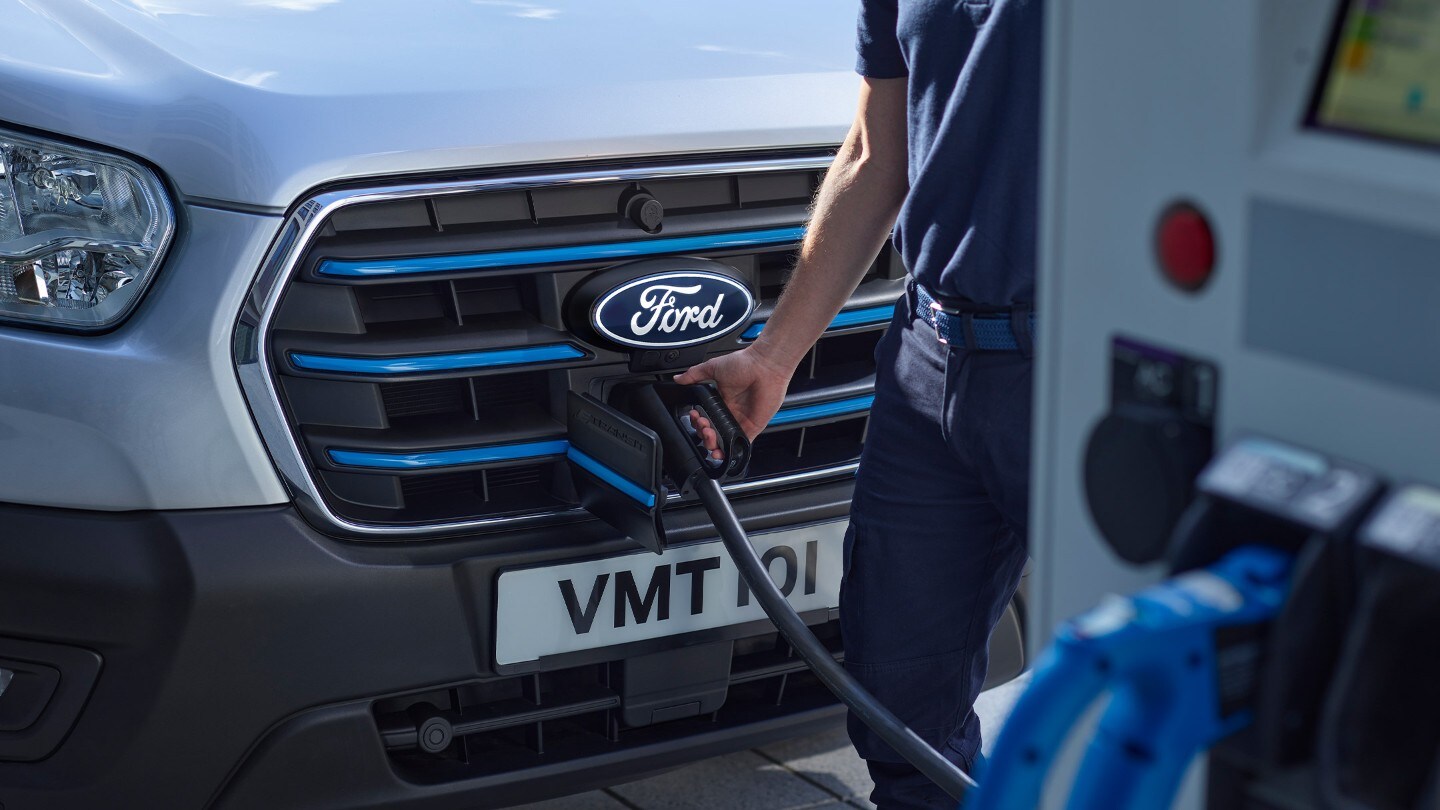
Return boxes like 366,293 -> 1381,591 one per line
290,343 -> 587,375
318,226 -> 807,278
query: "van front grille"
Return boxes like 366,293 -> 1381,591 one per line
241,154 -> 904,537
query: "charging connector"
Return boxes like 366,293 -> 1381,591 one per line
606,380 -> 978,802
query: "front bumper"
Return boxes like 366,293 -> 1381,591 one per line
0,481 -> 856,809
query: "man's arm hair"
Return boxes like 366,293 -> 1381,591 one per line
750,76 -> 909,372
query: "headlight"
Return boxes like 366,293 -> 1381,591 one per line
0,127 -> 174,331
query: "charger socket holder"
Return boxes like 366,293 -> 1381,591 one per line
1171,438 -> 1383,770
566,382 -> 752,555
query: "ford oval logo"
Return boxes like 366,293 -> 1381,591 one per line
588,266 -> 755,350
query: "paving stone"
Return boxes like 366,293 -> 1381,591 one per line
976,671 -> 1032,757
753,671 -> 1032,804
756,725 -> 873,803
510,789 -> 628,809
525,675 -> 1034,808
610,749 -> 834,810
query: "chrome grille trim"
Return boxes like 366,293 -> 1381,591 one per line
234,153 -> 864,539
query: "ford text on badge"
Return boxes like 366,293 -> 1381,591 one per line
495,521 -> 846,666
590,269 -> 755,350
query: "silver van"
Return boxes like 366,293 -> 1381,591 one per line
0,2 -> 1025,806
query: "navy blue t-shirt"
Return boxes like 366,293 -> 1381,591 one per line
857,0 -> 1041,307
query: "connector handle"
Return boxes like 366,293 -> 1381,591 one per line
686,383 -> 751,477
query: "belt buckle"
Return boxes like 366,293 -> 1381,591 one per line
928,299 -> 961,345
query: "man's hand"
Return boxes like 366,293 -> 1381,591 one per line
674,346 -> 795,441
679,76 -> 906,442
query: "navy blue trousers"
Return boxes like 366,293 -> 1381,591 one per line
840,290 -> 1032,809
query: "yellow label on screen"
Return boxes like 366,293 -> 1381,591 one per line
1316,1 -> 1440,147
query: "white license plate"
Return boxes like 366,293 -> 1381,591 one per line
495,520 -> 847,667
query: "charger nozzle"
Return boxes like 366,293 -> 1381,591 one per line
611,381 -> 751,490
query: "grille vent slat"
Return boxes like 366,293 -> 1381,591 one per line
377,374 -> 552,426
382,379 -> 468,420
400,471 -> 478,500
471,373 -> 549,416
355,281 -> 453,325
267,160 -> 903,533
485,465 -> 546,491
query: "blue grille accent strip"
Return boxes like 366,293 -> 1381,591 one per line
566,446 -> 657,507
769,394 -> 876,427
289,343 -> 586,375
317,226 -> 807,278
328,439 -> 570,470
742,303 -> 896,340
829,303 -> 898,330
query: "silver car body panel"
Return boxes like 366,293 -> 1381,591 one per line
0,204 -> 289,509
0,0 -> 857,209
0,1 -> 857,511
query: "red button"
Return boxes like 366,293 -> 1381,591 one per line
1156,204 -> 1216,292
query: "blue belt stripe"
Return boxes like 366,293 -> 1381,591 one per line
290,343 -> 586,375
318,226 -> 807,278
915,284 -> 1035,350
566,446 -> 657,507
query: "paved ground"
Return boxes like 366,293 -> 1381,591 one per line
516,674 -> 1031,809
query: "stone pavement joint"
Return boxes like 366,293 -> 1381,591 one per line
602,787 -> 644,809
754,727 -> 875,808
752,744 -> 862,805
607,749 -> 834,809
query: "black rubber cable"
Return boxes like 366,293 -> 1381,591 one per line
694,475 -> 977,803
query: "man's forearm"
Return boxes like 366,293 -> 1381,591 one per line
750,76 -> 909,372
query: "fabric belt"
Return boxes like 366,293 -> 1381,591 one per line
914,283 -> 1036,352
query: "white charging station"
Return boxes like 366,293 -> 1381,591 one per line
1032,2 -> 1440,807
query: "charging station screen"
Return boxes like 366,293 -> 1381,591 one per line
1311,0 -> 1440,149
